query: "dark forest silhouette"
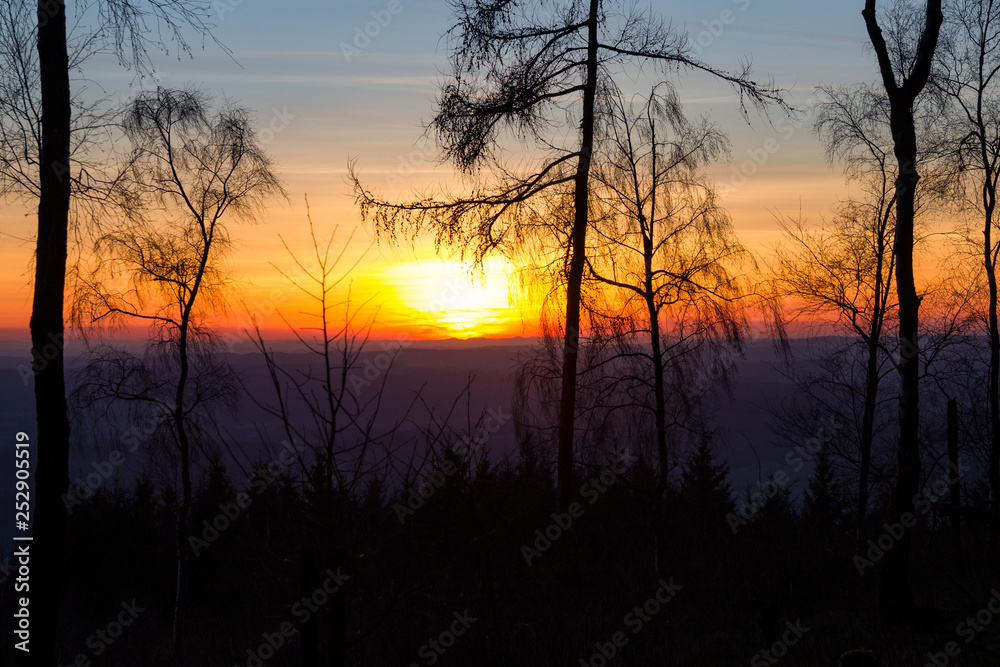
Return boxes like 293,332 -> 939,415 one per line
5,0 -> 1000,665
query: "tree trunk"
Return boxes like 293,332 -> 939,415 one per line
641,213 -> 670,576
556,0 -> 599,511
172,224 -> 210,642
325,492 -> 346,666
984,194 -> 1000,528
948,397 -> 961,549
649,312 -> 670,577
172,325 -> 192,643
862,0 -> 942,617
855,338 -> 879,555
856,203 -> 890,556
881,105 -> 922,614
327,541 -> 346,667
30,0 -> 72,664
300,543 -> 321,667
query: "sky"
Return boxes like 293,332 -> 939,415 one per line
0,0 -> 885,341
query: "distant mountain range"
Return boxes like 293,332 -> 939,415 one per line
0,335 -> 853,550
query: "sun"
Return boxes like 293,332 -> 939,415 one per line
370,256 -> 522,338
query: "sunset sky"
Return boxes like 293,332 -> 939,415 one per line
0,0 -> 887,340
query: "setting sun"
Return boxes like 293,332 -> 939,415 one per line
365,256 -> 523,339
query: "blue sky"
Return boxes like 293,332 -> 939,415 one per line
1,0 -> 885,336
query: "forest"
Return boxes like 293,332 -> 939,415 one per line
4,0 -> 1000,665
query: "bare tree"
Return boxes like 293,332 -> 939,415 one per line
861,0 -> 944,615
73,87 -> 284,642
771,203 -> 895,556
932,0 -> 1000,524
583,86 -> 754,574
246,214 -> 380,667
352,0 -> 788,510
29,0 -> 73,657
774,81 -> 900,555
17,2 -> 224,661
245,206 -> 494,666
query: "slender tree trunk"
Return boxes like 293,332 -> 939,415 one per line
556,0 -> 599,511
857,208 -> 890,555
984,199 -> 1000,527
948,397 -> 961,548
881,106 -> 922,614
855,338 -> 879,555
30,1 -> 72,664
300,543 -> 321,666
172,324 -> 192,643
327,538 -> 346,667
640,215 -> 670,575
172,221 -> 211,642
862,0 -> 942,617
969,14 -> 1000,528
649,305 -> 669,576
325,471 -> 346,666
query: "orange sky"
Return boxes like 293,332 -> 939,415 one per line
0,1 -> 948,342
0,153 -> 930,341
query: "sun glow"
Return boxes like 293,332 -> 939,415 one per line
367,256 -> 524,339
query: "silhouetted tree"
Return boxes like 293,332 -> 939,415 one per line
30,2 -> 73,658
933,0 -> 1000,522
770,345 -> 896,537
677,437 -> 734,541
799,83 -> 900,554
74,87 -> 284,642
582,85 -> 755,574
0,2 -> 116,206
247,211 -> 393,667
246,208 -> 493,666
20,3 -> 223,661
771,201 -> 895,553
803,447 -> 848,532
352,0 -> 788,510
862,0 -> 944,615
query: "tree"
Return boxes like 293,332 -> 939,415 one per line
30,0 -> 72,658
352,0 -> 787,510
861,0 -> 944,615
245,207 -> 503,666
73,87 -> 284,642
0,2 -> 110,205
246,211 -> 403,667
676,437 -> 735,542
801,82 -> 901,554
771,201 -> 895,554
20,2 -> 223,662
932,0 -> 1000,524
583,85 -> 754,573
803,446 -> 848,532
